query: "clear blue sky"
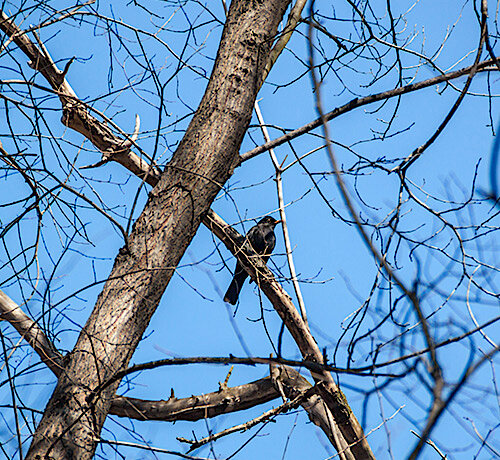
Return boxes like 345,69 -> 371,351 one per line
1,1 -> 499,459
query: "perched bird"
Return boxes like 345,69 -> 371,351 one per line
224,216 -> 281,305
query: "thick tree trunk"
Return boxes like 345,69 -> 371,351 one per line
25,1 -> 291,458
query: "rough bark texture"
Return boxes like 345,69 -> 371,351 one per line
0,284 -> 344,444
110,365 -> 320,424
205,211 -> 375,459
0,290 -> 63,376
0,10 -> 161,183
110,377 -> 278,422
25,1 -> 291,458
0,286 -> 346,446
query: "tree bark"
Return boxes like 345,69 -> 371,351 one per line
25,1 -> 291,458
205,211 -> 375,459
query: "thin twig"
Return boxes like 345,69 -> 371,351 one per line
178,389 -> 313,451
410,431 -> 447,459
254,101 -> 308,326
97,438 -> 211,459
240,58 -> 499,164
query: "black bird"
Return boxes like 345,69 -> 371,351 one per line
224,216 -> 281,305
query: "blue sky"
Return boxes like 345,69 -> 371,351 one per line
1,0 -> 499,459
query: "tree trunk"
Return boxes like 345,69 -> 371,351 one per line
25,1 -> 291,458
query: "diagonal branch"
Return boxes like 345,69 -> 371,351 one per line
0,10 -> 161,184
0,288 -> 347,447
178,387 -> 317,452
240,58 -> 500,164
10,2 -> 294,458
0,8 -> 374,458
204,210 -> 375,459
261,0 -> 308,83
0,290 -> 63,376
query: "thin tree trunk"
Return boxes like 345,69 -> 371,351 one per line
25,1 -> 291,458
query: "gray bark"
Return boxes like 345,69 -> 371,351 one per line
24,1 -> 291,458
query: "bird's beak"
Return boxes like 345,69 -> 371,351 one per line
275,219 -> 283,225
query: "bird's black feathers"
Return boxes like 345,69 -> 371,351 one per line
224,216 -> 281,305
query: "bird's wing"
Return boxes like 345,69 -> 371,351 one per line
264,228 -> 276,252
247,225 -> 267,254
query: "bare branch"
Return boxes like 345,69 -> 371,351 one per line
0,290 -> 63,376
204,210 -> 375,459
240,59 -> 499,164
254,101 -> 308,325
110,376 -> 278,422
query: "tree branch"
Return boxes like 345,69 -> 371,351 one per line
0,290 -> 63,376
0,10 -> 162,184
1,7 -> 374,458
14,2 -> 294,458
204,210 -> 375,459
240,58 -> 499,163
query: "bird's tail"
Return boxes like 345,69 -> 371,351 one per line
224,270 -> 247,305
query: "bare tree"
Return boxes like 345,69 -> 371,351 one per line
0,0 -> 499,459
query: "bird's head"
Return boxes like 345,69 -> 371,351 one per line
258,216 -> 282,227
